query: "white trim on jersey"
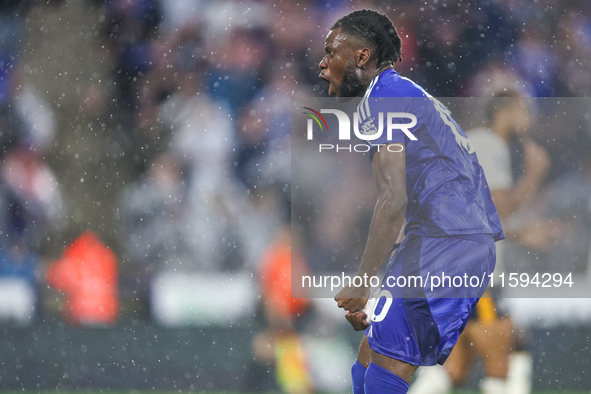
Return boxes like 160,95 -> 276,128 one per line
399,75 -> 431,97
357,75 -> 379,122
364,96 -> 371,118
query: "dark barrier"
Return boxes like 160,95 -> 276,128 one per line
0,320 -> 590,392
0,320 -> 256,391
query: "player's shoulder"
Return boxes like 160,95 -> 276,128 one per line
368,69 -> 429,98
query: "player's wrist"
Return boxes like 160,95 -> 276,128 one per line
353,271 -> 374,288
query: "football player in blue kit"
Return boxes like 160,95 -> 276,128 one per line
318,10 -> 505,394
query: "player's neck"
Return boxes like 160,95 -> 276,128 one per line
362,65 -> 393,93
369,65 -> 392,83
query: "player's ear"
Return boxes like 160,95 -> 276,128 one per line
356,48 -> 371,68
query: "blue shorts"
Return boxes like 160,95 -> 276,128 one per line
364,234 -> 496,366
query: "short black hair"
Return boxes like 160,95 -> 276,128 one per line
484,89 -> 523,124
331,9 -> 402,66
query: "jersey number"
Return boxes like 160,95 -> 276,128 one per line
429,97 -> 475,154
366,289 -> 393,323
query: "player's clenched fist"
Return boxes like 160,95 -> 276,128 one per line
334,285 -> 370,313
345,310 -> 370,331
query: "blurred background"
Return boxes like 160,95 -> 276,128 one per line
1,0 -> 591,392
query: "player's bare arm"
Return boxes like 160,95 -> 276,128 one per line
335,144 -> 407,317
490,138 -> 559,249
491,138 -> 550,218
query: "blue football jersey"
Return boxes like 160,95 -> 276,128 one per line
357,69 -> 504,241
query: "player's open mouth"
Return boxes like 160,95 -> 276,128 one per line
319,74 -> 332,95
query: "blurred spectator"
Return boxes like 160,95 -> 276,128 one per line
235,102 -> 270,189
0,237 -> 39,285
0,66 -> 62,252
207,27 -> 272,115
0,233 -> 40,325
509,25 -> 557,97
544,162 -> 591,274
47,231 -> 119,326
11,69 -> 57,152
102,0 -> 163,111
251,224 -> 313,394
465,60 -> 534,97
119,152 -> 191,276
0,0 -> 590,331
1,150 -> 63,241
415,1 -> 516,96
469,92 -> 559,261
160,64 -> 235,182
555,5 -> 591,96
0,0 -> 30,105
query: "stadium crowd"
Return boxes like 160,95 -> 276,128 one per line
0,1 -> 591,388
0,0 -> 590,392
